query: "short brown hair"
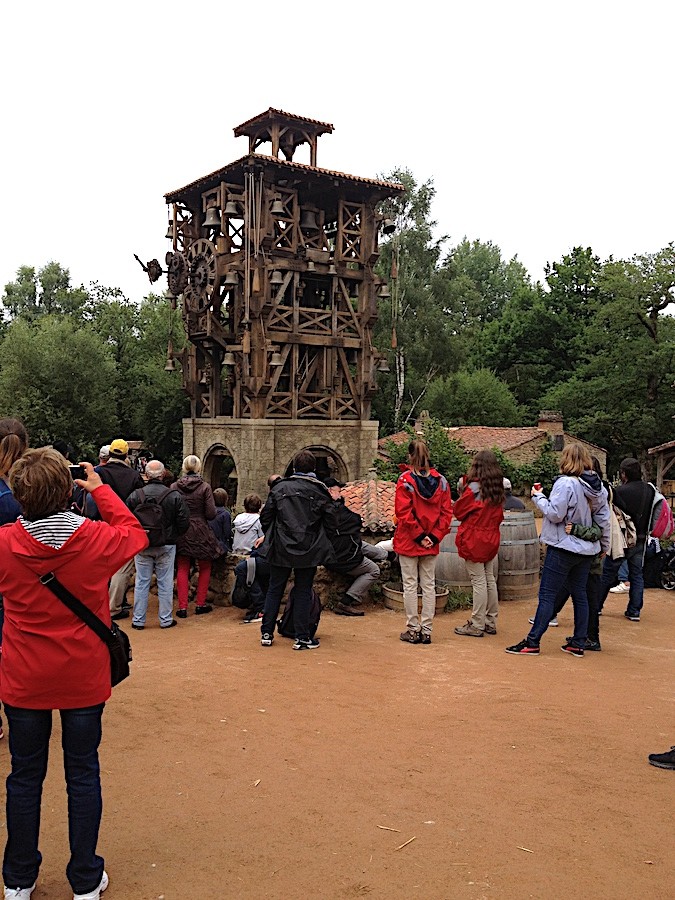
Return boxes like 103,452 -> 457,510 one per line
243,493 -> 262,513
10,447 -> 72,521
0,418 -> 28,478
559,443 -> 593,477
293,450 -> 316,474
213,488 -> 229,507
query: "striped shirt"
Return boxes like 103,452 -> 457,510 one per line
19,511 -> 86,549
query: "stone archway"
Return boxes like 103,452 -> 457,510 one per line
283,445 -> 348,482
203,443 -> 239,505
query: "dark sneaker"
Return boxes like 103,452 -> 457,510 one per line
243,611 -> 263,624
505,639 -> 539,655
176,609 -> 188,619
561,643 -> 584,657
162,620 -> 178,629
566,636 -> 601,651
419,632 -> 431,644
484,625 -> 497,635
400,630 -> 422,644
293,637 -> 320,650
624,611 -> 640,622
111,609 -> 129,621
648,747 -> 675,770
261,632 -> 274,647
131,623 -> 144,630
195,604 -> 213,615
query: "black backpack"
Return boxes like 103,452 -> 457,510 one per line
231,557 -> 257,609
132,487 -> 171,547
277,586 -> 322,639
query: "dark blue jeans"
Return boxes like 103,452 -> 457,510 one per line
598,542 -> 645,617
528,547 -> 592,648
3,704 -> 105,894
261,565 -> 317,641
553,571 -> 602,642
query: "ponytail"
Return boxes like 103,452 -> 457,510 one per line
408,439 -> 430,474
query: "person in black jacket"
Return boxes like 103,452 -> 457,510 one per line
598,457 -> 654,622
127,460 -> 190,629
98,439 -> 145,619
323,478 -> 387,616
258,450 -> 337,650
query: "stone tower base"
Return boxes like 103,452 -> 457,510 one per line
182,418 -> 379,501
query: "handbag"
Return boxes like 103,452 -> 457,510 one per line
39,571 -> 132,686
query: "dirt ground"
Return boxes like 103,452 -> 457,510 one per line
4,588 -> 673,900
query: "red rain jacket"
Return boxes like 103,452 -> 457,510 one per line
393,466 -> 453,557
454,482 -> 504,563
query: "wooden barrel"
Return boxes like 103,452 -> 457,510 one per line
436,511 -> 540,602
382,582 -> 449,614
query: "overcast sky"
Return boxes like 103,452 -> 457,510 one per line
1,1 -> 672,302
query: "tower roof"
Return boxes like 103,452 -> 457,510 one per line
234,107 -> 334,138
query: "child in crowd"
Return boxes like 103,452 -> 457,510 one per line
232,494 -> 264,554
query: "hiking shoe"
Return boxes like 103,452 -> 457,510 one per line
505,639 -> 539,655
176,609 -> 188,619
162,620 -> 178,629
333,601 -> 364,616
131,623 -> 144,630
528,616 -> 558,627
4,885 -> 36,899
648,747 -> 675,770
565,636 -> 601,651
624,611 -> 640,622
243,611 -> 263,624
195,604 -> 213,615
561,643 -> 584,657
293,637 -> 320,650
484,625 -> 497,635
454,621 -> 484,637
73,870 -> 108,900
400,630 -> 422,644
610,582 -> 630,593
261,632 -> 274,647
419,632 -> 432,644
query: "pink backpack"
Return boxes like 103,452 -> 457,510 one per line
650,486 -> 675,539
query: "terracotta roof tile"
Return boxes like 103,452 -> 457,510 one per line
340,477 -> 396,534
445,426 -> 544,452
234,108 -> 334,134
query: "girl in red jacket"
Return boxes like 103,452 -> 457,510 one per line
453,450 -> 505,637
394,440 -> 453,644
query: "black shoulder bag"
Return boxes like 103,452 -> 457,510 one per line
39,572 -> 132,686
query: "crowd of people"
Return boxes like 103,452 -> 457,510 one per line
0,418 -> 672,898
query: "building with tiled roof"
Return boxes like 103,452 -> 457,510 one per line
339,475 -> 396,536
379,411 -> 607,474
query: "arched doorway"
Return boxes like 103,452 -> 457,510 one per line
203,444 -> 239,505
283,445 -> 348,483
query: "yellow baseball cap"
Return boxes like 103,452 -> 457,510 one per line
109,439 -> 129,456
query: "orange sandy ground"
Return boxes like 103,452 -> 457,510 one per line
2,589 -> 673,899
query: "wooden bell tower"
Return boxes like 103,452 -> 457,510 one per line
162,108 -> 404,497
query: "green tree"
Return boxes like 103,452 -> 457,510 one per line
425,369 -> 523,427
2,262 -> 88,321
0,316 -> 118,457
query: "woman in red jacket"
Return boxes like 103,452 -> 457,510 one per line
394,440 -> 453,644
453,450 -> 505,637
0,449 -> 147,900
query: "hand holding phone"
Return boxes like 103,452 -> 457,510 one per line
68,465 -> 86,480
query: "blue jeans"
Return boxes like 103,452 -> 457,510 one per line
261,566 -> 317,641
133,545 -> 177,626
528,547 -> 592,647
598,542 -> 644,616
3,704 -> 105,895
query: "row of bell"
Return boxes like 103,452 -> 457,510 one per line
169,208 -> 394,239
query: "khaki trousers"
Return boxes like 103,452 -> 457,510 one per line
109,558 -> 135,613
399,554 -> 437,634
465,556 -> 499,630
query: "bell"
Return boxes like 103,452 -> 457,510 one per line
270,198 -> 285,216
382,218 -> 396,234
199,369 -> 211,385
270,270 -> 284,285
379,284 -> 391,299
164,356 -> 176,373
328,264 -> 337,275
307,260 -> 316,272
223,352 -> 236,366
203,207 -> 221,229
300,210 -> 318,230
270,351 -> 283,367
165,223 -> 174,240
224,200 -> 240,216
377,357 -> 390,373
224,272 -> 239,287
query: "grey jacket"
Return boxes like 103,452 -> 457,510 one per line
534,471 -> 610,555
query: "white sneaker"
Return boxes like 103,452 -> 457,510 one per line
73,871 -> 108,900
609,582 -> 630,593
528,616 -> 558,626
4,885 -> 36,900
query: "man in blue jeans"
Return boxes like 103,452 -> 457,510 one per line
126,460 -> 190,629
258,451 -> 337,650
597,458 -> 653,622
